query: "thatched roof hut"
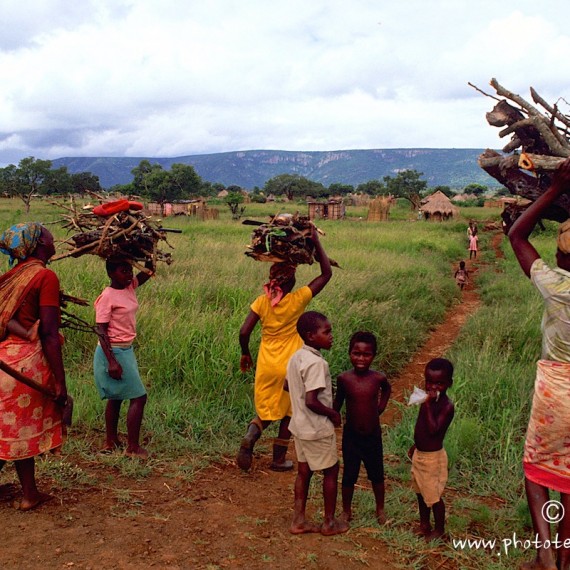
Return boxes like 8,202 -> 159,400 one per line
420,191 -> 459,221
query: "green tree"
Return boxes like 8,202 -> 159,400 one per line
1,157 -> 53,213
263,174 -> 324,201
42,166 -> 73,196
70,172 -> 102,195
464,183 -> 488,197
355,180 -> 386,195
383,170 -> 427,210
224,190 -> 245,220
169,163 -> 203,197
131,160 -> 161,196
328,183 -> 354,196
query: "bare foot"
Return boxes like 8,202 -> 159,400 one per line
339,511 -> 352,523
376,510 -> 387,525
425,529 -> 445,542
289,521 -> 321,535
125,446 -> 149,459
321,518 -> 349,536
100,439 -> 123,454
13,492 -> 54,511
413,524 -> 431,537
269,460 -> 294,472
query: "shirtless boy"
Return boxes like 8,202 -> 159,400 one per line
409,358 -> 455,541
286,311 -> 348,536
334,331 -> 391,524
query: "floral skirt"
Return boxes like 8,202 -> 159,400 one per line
523,359 -> 570,493
0,334 -> 63,461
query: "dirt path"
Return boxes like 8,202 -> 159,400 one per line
0,236 -> 502,570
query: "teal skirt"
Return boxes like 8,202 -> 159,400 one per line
93,345 -> 147,401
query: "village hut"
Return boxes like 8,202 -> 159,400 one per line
420,191 -> 459,221
307,199 -> 345,221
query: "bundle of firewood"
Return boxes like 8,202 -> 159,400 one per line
51,196 -> 174,273
472,78 -> 570,227
244,213 -> 339,267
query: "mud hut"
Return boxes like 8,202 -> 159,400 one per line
420,191 -> 459,221
307,199 -> 345,220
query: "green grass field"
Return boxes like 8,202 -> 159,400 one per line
0,197 -> 551,568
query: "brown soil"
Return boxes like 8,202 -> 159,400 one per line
0,234 -> 502,570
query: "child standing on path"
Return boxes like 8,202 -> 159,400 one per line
409,358 -> 455,541
454,261 -> 469,290
94,258 -> 154,458
334,331 -> 391,524
468,233 -> 479,260
286,311 -> 348,536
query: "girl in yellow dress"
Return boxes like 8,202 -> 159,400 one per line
237,227 -> 332,471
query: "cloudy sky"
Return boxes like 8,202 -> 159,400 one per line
1,0 -> 570,166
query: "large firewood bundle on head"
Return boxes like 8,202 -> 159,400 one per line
245,213 -> 316,265
52,197 -> 174,273
473,78 -> 570,228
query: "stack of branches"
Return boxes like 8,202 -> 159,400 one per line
51,194 -> 174,274
472,78 -> 570,229
59,292 -> 100,336
244,213 -> 339,267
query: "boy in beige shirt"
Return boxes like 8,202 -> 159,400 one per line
286,311 -> 348,536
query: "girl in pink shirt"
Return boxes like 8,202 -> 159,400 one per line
94,258 -> 153,458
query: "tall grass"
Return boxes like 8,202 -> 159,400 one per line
0,198 -> 469,458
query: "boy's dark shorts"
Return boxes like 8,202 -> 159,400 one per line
341,425 -> 384,486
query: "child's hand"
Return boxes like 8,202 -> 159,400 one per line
330,410 -> 341,427
240,354 -> 253,373
108,361 -> 123,380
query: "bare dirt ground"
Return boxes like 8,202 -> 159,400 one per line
0,235 -> 501,570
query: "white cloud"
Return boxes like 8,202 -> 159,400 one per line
1,0 -> 570,164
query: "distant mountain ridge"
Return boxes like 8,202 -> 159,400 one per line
51,148 -> 498,190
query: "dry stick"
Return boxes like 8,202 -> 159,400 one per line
467,81 -> 501,102
51,237 -> 101,261
531,87 -> 570,129
96,214 -> 120,256
53,216 -> 142,261
491,78 -> 570,157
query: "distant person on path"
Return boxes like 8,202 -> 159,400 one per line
237,228 -> 332,472
334,331 -> 390,524
454,261 -> 469,290
0,223 -> 68,510
468,233 -> 478,260
287,311 -> 348,536
509,157 -> 570,570
94,258 -> 154,458
409,358 -> 454,541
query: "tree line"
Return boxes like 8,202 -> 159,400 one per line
0,157 -> 494,213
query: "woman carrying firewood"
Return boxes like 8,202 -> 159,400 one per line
237,226 -> 332,472
93,257 -> 154,458
0,223 -> 68,510
509,157 -> 570,570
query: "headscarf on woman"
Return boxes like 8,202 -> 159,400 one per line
263,262 -> 297,307
0,222 -> 44,266
0,223 -> 47,338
